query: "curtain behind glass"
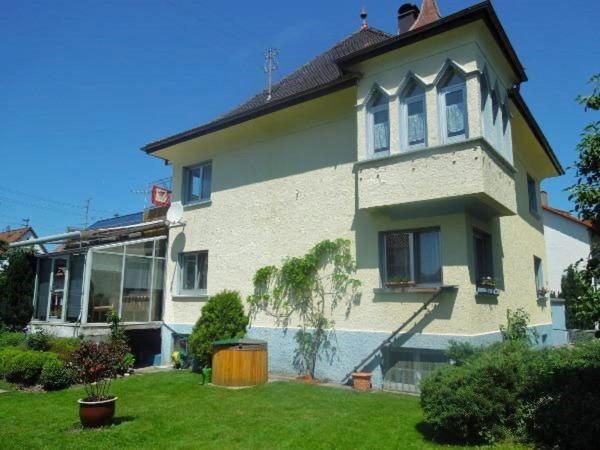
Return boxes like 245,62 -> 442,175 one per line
122,256 -> 151,322
88,252 -> 123,323
201,163 -> 212,200
416,230 -> 441,283
407,100 -> 425,145
373,110 -> 390,152
385,233 -> 411,281
445,90 -> 465,137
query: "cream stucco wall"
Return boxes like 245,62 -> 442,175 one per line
157,21 -> 558,340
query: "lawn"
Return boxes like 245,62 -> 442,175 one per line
0,371 -> 524,449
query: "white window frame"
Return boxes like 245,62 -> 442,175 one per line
400,90 -> 427,151
45,256 -> 70,322
177,251 -> 208,297
438,78 -> 468,144
366,91 -> 390,157
183,161 -> 212,205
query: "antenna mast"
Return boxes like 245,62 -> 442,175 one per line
264,48 -> 279,101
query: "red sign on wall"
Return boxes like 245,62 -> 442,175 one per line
151,185 -> 172,207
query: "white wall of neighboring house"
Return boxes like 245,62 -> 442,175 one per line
543,208 -> 593,293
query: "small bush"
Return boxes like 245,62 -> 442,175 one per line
0,347 -> 23,376
189,290 -> 249,368
26,330 -> 50,351
40,359 -> 74,391
48,337 -> 80,361
2,349 -> 59,385
0,331 -> 26,349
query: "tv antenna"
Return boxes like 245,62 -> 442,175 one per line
264,48 -> 279,101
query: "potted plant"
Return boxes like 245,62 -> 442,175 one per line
479,277 -> 496,288
70,341 -> 124,428
537,286 -> 549,298
385,276 -> 415,289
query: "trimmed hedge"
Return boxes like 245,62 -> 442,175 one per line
0,348 -> 59,385
39,359 -> 74,391
420,340 -> 600,448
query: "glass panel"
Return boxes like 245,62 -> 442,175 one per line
444,73 -> 464,88
371,90 -> 386,107
445,89 -> 465,137
126,241 -> 154,257
49,259 -> 68,320
534,257 -> 544,291
415,230 -> 441,283
201,163 -> 212,200
373,109 -> 390,152
95,245 -> 124,255
155,239 -> 166,258
386,233 -> 411,281
88,252 -> 123,323
66,254 -> 85,322
186,167 -> 201,202
407,99 -> 426,146
474,231 -> 493,282
151,259 -> 165,321
528,176 -> 538,212
121,256 -> 151,322
34,259 -> 52,320
196,252 -> 208,290
182,254 -> 196,290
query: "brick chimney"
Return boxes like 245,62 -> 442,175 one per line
410,0 -> 442,30
398,4 -> 420,34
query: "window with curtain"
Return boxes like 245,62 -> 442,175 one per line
534,256 -> 544,292
183,161 -> 212,204
527,174 -> 538,214
178,251 -> 208,296
368,90 -> 390,155
480,74 -> 493,143
382,229 -> 441,285
473,229 -> 493,284
501,103 -> 513,161
439,72 -> 467,142
491,89 -> 503,152
401,81 -> 427,149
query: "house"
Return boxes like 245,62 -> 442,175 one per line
20,209 -> 168,366
141,0 -> 566,391
0,226 -> 46,257
541,192 -> 598,293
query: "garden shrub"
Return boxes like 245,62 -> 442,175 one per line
420,339 -> 600,448
0,347 -> 23,376
48,337 -> 80,361
39,359 -> 74,391
26,330 -> 50,351
2,349 -> 59,385
189,290 -> 249,368
0,331 -> 26,349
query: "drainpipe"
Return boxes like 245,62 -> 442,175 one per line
8,231 -> 82,248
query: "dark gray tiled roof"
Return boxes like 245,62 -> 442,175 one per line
144,27 -> 392,152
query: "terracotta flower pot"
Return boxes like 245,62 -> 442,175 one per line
78,397 -> 118,428
352,372 -> 372,391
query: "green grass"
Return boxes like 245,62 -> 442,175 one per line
0,371 -> 524,449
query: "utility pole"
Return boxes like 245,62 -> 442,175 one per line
264,48 -> 279,101
84,198 -> 91,229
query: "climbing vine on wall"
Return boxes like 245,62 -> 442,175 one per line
248,239 -> 361,379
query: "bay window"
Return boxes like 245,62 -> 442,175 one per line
400,81 -> 427,150
381,229 -> 442,285
439,71 -> 467,143
367,89 -> 390,156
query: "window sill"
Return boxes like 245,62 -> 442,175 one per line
172,293 -> 209,300
183,199 -> 212,210
374,285 -> 457,295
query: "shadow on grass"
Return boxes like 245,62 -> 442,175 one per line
416,422 -> 484,447
66,416 -> 135,433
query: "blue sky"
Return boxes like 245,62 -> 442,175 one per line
1,0 -> 597,237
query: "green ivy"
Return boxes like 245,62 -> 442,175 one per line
248,239 -> 361,378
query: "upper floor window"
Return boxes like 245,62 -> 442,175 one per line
438,70 -> 468,143
367,89 -> 390,156
527,174 -> 538,214
533,256 -> 544,294
381,228 -> 441,285
178,251 -> 208,296
491,88 -> 503,151
400,80 -> 427,150
480,73 -> 493,143
183,161 -> 212,204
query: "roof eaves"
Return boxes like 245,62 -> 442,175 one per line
542,205 -> 597,232
143,74 -> 360,154
508,88 -> 564,175
336,1 -> 527,83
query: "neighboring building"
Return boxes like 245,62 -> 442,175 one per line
541,192 -> 598,294
141,0 -> 566,391
0,226 -> 46,256
27,209 -> 168,366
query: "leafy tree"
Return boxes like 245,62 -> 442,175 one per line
248,239 -> 361,379
563,74 -> 600,329
0,248 -> 36,330
189,290 -> 249,368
